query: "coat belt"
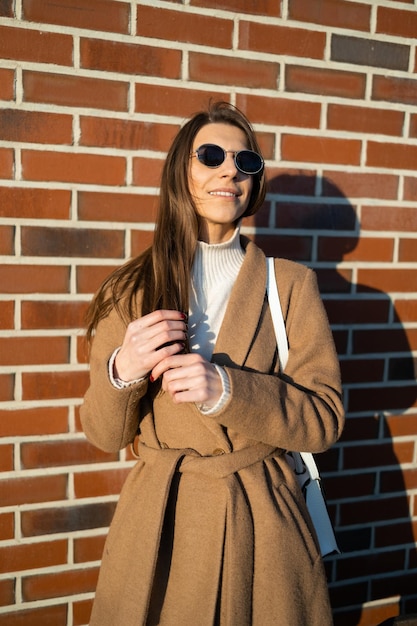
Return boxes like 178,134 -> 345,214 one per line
134,441 -> 278,625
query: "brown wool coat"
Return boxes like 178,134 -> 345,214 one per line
81,238 -> 345,626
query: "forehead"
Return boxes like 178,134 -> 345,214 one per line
193,123 -> 248,149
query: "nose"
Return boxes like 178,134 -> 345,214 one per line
219,152 -> 239,177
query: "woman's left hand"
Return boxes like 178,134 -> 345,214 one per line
150,353 -> 223,409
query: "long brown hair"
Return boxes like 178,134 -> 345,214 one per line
85,101 -> 266,342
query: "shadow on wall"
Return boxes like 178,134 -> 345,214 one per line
253,174 -> 417,626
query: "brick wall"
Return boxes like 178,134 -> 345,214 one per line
0,1 -> 416,624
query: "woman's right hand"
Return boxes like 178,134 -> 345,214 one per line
114,310 -> 187,382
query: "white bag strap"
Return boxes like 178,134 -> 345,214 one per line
266,257 -> 288,371
266,257 -> 318,479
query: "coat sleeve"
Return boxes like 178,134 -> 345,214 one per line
211,265 -> 344,453
80,307 -> 147,452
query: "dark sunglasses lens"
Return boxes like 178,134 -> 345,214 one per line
236,150 -> 263,174
198,144 -> 225,167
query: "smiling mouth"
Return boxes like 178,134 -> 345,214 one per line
209,191 -> 239,197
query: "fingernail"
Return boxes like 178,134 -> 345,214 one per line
149,375 -> 154,383
181,312 -> 188,320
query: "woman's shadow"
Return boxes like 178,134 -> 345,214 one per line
251,173 -> 417,625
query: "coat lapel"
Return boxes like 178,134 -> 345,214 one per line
212,238 -> 270,369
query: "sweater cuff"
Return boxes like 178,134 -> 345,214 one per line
108,347 -> 147,389
198,364 -> 231,415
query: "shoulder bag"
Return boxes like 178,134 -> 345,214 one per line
266,257 -> 340,557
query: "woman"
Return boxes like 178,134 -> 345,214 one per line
81,101 -> 344,625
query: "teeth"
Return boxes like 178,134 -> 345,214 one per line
210,191 -> 236,197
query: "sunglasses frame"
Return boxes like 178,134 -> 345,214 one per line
190,143 -> 264,175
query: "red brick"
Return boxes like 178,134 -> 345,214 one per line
0,443 -> 13,471
0,148 -> 14,178
73,599 -> 93,626
135,84 -> 228,117
0,512 -> 14,541
380,467 -> 417,493
0,605 -> 67,626
404,176 -> 417,201
319,236 -> 394,262
239,21 -> 325,59
322,170 -> 398,200
358,268 -> 417,294
76,264 -> 119,294
282,135 -> 361,165
327,103 -> 404,137
410,114 -> 417,139
0,407 -> 68,437
2,475 -> 67,507
0,109 -> 72,144
337,550 -> 406,581
0,67 -> 14,100
324,298 -> 390,325
375,520 -> 417,549
353,327 -> 417,354
0,337 -> 69,366
0,265 -> 70,294
23,0 -> 130,33
78,191 -> 158,223
344,441 -> 414,471
0,225 -> 14,255
21,301 -> 88,330
189,52 -> 278,89
21,226 -> 125,258
394,300 -> 417,323
131,229 -> 155,257
362,205 -> 417,232
377,6 -> 417,38
369,140 -> 417,170
0,301 -> 14,330
21,150 -> 126,185
22,370 -> 89,401
399,239 -> 417,262
286,65 -> 366,98
132,156 -> 164,187
288,0 -> 371,31
23,71 -> 128,112
348,383 -> 417,412
335,602 -> 399,626
193,0 -> 280,15
341,415 -> 380,442
21,439 -> 118,469
254,233 -> 312,261
373,571 -> 417,602
0,0 -> 14,16
21,502 -> 115,536
137,5 -> 233,47
77,335 -> 88,365
0,578 -> 15,607
23,567 -> 99,601
373,75 -> 417,106
0,374 -> 14,401
0,25 -> 72,65
236,94 -> 320,129
0,187 -> 71,219
74,534 -> 106,563
81,37 -> 181,78
325,471 -> 375,501
340,494 -> 410,526
80,116 -> 177,152
74,467 -> 129,498
0,540 -> 67,574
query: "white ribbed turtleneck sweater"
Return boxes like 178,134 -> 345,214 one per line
189,227 -> 245,361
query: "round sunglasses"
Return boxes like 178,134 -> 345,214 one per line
190,143 -> 264,175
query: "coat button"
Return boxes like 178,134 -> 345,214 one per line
212,448 -> 225,456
